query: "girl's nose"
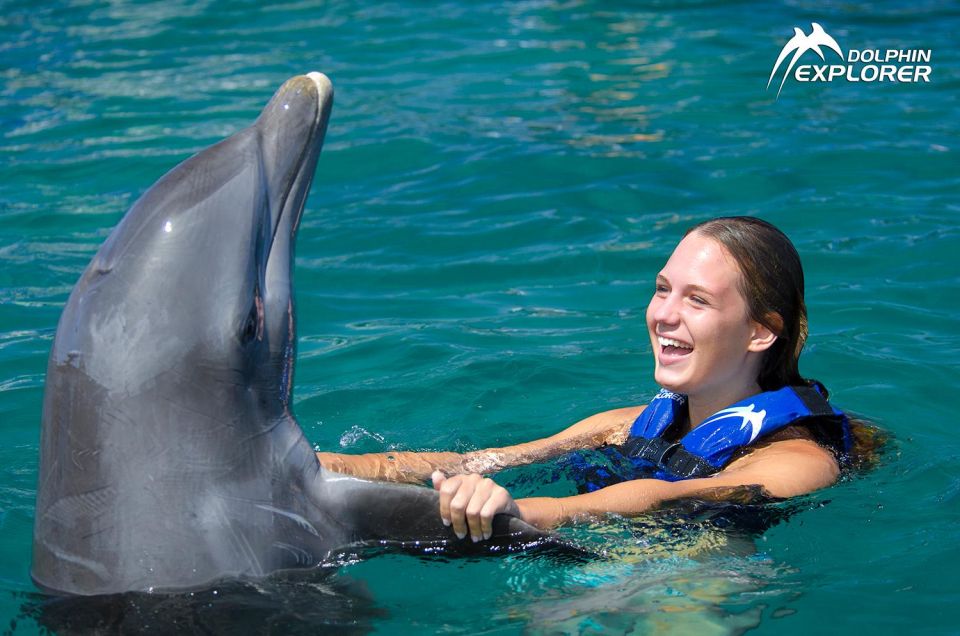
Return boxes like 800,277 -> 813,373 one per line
651,292 -> 681,326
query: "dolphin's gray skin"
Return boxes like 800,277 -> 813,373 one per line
32,72 -> 552,597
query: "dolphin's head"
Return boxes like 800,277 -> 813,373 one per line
52,73 -> 332,418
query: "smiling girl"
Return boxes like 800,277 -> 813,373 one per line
317,216 -> 851,543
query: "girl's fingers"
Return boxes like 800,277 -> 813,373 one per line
435,474 -> 517,542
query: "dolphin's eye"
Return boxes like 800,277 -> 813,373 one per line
240,306 -> 258,343
239,294 -> 266,344
240,299 -> 264,344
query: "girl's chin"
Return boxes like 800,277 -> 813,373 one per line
653,369 -> 689,393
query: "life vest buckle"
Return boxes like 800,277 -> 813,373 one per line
654,442 -> 682,465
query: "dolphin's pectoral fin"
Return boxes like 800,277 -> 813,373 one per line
318,475 -> 585,559
346,514 -> 559,560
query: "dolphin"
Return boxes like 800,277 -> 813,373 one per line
31,72 -> 553,597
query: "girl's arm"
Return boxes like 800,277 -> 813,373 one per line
436,436 -> 840,541
316,405 -> 643,484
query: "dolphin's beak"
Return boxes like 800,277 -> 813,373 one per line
273,72 -> 333,248
259,72 -> 333,263
259,72 -> 334,406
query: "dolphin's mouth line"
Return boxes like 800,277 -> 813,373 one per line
259,74 -> 330,416
269,133 -> 311,252
265,133 -> 309,271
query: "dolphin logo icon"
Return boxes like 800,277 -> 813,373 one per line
703,404 -> 767,443
767,23 -> 844,98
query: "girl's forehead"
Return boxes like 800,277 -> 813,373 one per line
660,233 -> 741,292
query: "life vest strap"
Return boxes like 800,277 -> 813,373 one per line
621,436 -> 716,480
792,384 -> 838,418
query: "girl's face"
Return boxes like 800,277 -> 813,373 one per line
645,231 -> 773,401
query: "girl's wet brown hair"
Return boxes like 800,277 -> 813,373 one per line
686,216 -> 817,394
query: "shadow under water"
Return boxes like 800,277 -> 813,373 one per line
492,421 -> 894,635
491,499 -> 822,635
17,574 -> 385,635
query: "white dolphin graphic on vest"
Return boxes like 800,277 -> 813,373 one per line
703,404 -> 768,443
767,22 -> 844,99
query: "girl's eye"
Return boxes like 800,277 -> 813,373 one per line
655,284 -> 669,294
691,295 -> 708,306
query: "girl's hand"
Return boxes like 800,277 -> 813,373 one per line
432,471 -> 522,542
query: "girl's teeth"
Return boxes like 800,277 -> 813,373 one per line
658,336 -> 692,349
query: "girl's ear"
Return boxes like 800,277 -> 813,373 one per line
748,312 -> 782,352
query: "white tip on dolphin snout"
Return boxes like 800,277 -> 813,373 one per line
306,72 -> 333,100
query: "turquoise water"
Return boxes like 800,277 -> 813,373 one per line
1,0 -> 958,632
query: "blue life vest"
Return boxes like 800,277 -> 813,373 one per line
573,385 -> 851,492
